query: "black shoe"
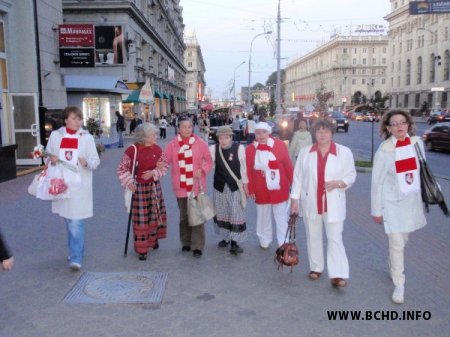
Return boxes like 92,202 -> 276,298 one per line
182,246 -> 191,252
230,244 -> 243,255
138,254 -> 147,261
153,240 -> 159,250
218,240 -> 229,248
193,249 -> 202,258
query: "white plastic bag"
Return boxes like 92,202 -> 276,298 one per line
36,165 -> 70,201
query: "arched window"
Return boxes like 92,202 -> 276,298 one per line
444,50 -> 450,81
417,56 -> 422,84
406,59 -> 411,86
430,53 -> 436,83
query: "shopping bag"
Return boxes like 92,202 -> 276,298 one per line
35,164 -> 70,201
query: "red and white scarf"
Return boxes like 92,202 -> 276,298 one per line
394,136 -> 420,194
178,134 -> 195,192
253,137 -> 280,190
59,130 -> 81,185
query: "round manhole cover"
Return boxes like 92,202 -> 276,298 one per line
83,275 -> 155,300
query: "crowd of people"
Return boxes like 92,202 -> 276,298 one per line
12,107 -> 432,306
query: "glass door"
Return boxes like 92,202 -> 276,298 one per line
10,93 -> 40,165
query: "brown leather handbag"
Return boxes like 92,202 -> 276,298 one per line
274,214 -> 299,272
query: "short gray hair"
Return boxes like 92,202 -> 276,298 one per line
134,123 -> 158,144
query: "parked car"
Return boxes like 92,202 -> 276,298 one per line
270,114 -> 296,141
352,112 -> 363,121
208,118 -> 247,143
427,111 -> 447,124
329,111 -> 349,132
422,122 -> 450,152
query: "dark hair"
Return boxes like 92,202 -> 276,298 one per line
379,110 -> 416,140
311,118 -> 336,135
62,106 -> 82,123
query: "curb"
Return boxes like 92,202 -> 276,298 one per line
356,166 -> 372,173
16,166 -> 45,177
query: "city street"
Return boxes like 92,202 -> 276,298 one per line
0,125 -> 449,337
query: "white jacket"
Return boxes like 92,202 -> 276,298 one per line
371,136 -> 426,234
290,143 -> 356,223
46,127 -> 100,219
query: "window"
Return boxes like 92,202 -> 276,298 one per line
404,94 -> 409,108
362,79 -> 366,85
444,50 -> 450,81
372,58 -> 376,64
382,58 -> 386,64
383,47 -> 387,53
343,48 -> 347,53
417,56 -> 422,84
352,79 -> 356,85
415,93 -> 420,108
352,68 -> 356,74
188,82 -> 193,88
429,53 -> 435,83
353,58 -> 356,65
362,69 -> 366,75
406,59 -> 411,86
398,60 -> 401,72
363,58 -> 367,65
354,48 -> 357,54
188,61 -> 192,68
382,78 -> 386,84
363,48 -> 367,53
188,51 -> 192,57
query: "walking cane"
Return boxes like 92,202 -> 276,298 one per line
124,160 -> 138,257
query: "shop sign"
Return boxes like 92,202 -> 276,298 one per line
410,1 -> 450,15
59,24 -> 94,47
139,79 -> 154,104
60,48 -> 95,68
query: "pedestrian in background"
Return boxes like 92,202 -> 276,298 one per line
371,110 -> 426,304
290,119 -> 356,288
245,113 -> 256,144
0,231 -> 14,271
115,110 -> 125,148
209,126 -> 248,255
246,122 -> 293,249
117,123 -> 168,261
289,119 -> 312,163
159,116 -> 168,139
165,117 -> 213,258
231,115 -> 241,142
46,106 -> 100,271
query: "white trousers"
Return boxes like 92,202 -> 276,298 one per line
387,232 -> 409,287
256,201 -> 289,247
304,213 -> 349,279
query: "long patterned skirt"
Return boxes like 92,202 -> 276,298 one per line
213,184 -> 247,242
131,181 -> 167,254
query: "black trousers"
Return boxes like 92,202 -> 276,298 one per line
160,128 -> 166,139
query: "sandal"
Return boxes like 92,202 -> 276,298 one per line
308,271 -> 322,280
330,278 -> 347,287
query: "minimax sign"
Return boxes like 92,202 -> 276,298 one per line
59,24 -> 94,47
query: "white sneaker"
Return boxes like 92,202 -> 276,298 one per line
69,262 -> 81,271
391,286 -> 404,304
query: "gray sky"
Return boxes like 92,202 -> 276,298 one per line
180,0 -> 391,100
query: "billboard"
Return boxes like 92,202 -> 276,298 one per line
60,48 -> 95,68
95,26 -> 124,65
59,24 -> 94,47
410,1 -> 450,15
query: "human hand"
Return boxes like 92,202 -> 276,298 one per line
49,155 -> 59,165
325,180 -> 341,192
127,183 -> 137,193
2,257 -> 14,271
78,157 -> 87,168
141,170 -> 154,180
156,159 -> 166,170
373,216 -> 383,224
290,199 -> 299,215
194,169 -> 203,179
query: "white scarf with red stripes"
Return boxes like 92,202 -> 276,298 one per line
178,134 -> 195,192
253,137 -> 280,190
394,135 -> 420,194
59,131 -> 81,186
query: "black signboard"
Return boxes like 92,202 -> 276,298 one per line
410,1 -> 450,15
59,48 -> 95,68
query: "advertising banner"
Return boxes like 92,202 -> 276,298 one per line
59,24 -> 94,47
60,48 -> 95,68
95,25 -> 124,65
409,1 -> 450,15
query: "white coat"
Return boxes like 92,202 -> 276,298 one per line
46,127 -> 100,219
290,143 -> 356,223
371,136 -> 426,234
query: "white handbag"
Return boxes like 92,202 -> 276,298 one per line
124,145 -> 137,213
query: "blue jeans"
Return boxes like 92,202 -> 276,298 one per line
118,131 -> 124,147
64,218 -> 86,265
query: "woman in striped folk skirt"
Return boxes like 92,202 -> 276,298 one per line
209,126 -> 248,255
132,181 -> 167,257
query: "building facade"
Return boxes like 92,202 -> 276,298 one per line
284,35 -> 389,111
184,32 -> 206,114
385,0 -> 450,112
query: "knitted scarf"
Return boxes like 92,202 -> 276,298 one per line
253,137 -> 280,190
178,134 -> 196,192
394,136 -> 420,194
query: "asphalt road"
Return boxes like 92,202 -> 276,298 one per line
333,120 -> 450,179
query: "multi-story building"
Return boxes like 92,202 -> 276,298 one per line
284,35 -> 389,111
384,1 -> 450,112
62,0 -> 186,143
184,32 -> 206,114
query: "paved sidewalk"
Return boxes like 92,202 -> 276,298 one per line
0,132 -> 449,337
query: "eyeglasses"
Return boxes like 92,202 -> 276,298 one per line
389,120 -> 408,127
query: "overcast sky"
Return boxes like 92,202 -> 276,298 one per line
180,0 -> 391,100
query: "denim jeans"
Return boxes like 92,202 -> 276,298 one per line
118,131 -> 124,147
64,218 -> 86,265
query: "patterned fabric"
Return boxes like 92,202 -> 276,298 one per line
394,136 -> 420,194
177,135 -> 196,192
253,137 -> 280,190
131,181 -> 167,254
213,185 -> 247,242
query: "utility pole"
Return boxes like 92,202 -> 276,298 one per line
275,0 -> 282,115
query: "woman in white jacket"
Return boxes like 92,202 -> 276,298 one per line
46,106 -> 100,271
371,110 -> 426,304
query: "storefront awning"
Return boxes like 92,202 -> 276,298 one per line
65,75 -> 131,94
154,91 -> 162,98
162,93 -> 169,99
122,90 -> 140,103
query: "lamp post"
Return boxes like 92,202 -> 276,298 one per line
247,31 -> 272,111
233,61 -> 246,108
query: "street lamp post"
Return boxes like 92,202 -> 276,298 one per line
233,61 -> 246,108
247,31 -> 272,111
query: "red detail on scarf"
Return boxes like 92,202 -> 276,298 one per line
395,137 -> 411,147
395,157 -> 417,173
60,137 -> 78,149
66,128 -> 77,135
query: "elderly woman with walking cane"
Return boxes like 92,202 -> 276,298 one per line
117,123 -> 168,261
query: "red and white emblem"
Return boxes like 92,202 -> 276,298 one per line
405,172 -> 414,185
65,150 -> 73,161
